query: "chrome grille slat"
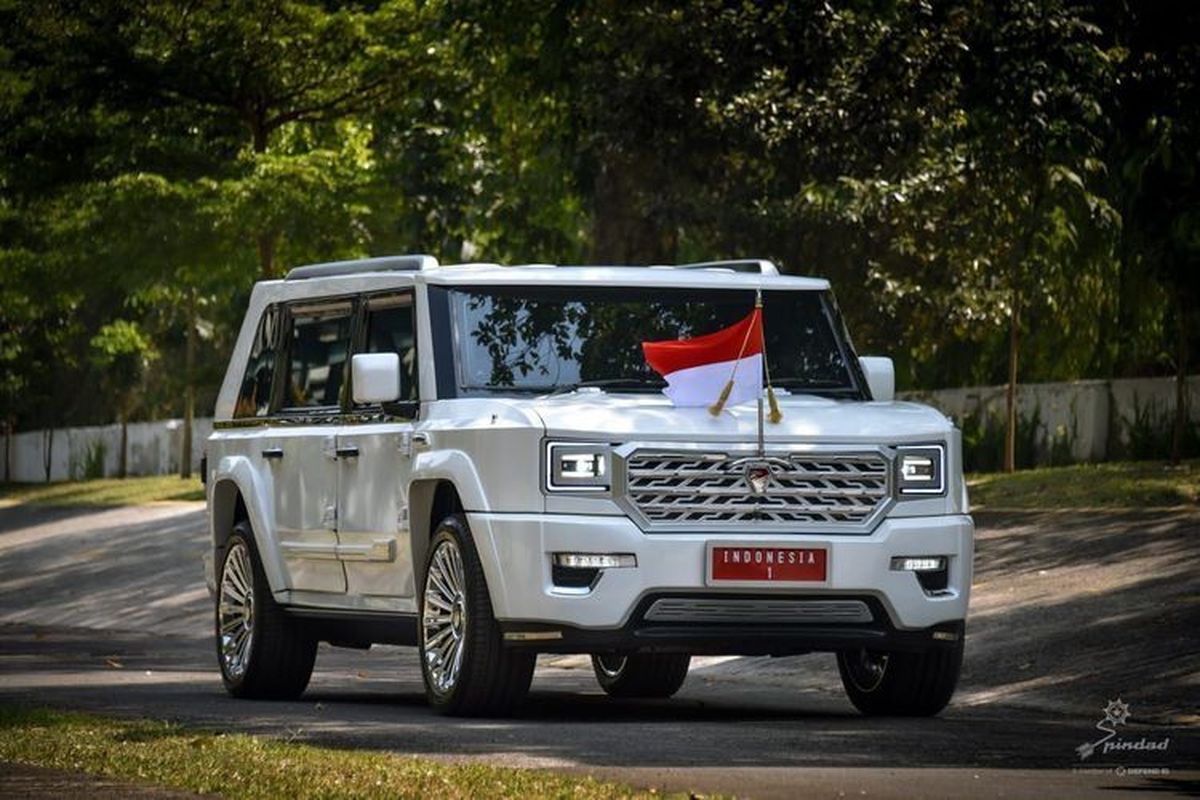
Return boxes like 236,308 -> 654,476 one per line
640,485 -> 887,499
643,598 -> 873,624
623,449 -> 891,530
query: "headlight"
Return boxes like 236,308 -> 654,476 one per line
545,442 -> 611,492
896,445 -> 945,496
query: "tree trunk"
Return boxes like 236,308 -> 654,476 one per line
250,119 -> 280,279
42,427 -> 53,483
1003,174 -> 1044,474
1170,295 -> 1189,465
181,288 -> 197,479
257,231 -> 279,279
1004,284 -> 1021,473
119,414 -> 128,479
3,419 -> 10,483
591,153 -> 677,265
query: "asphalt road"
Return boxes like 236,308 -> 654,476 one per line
0,502 -> 1196,799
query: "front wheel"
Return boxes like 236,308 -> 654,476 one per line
419,514 -> 535,716
591,653 -> 691,698
836,638 -> 963,716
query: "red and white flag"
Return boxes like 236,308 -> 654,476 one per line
642,309 -> 763,409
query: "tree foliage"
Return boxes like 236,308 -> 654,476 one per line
0,0 -> 1194,467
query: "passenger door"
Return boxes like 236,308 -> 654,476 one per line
270,300 -> 354,596
336,293 -> 419,611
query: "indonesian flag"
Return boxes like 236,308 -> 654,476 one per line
642,309 -> 763,409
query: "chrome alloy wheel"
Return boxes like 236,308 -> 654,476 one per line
218,540 -> 255,680
422,538 -> 468,695
843,649 -> 889,693
594,654 -> 628,679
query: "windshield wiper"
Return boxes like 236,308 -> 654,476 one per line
546,378 -> 663,398
770,378 -> 861,397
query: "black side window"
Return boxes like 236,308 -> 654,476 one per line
363,298 -> 418,402
283,304 -> 353,410
234,306 -> 280,418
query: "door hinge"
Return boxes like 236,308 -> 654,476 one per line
321,503 -> 337,529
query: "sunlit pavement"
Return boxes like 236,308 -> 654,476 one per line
0,502 -> 1196,798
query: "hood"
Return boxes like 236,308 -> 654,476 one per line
520,391 -> 953,444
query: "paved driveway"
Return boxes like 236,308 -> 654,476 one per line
0,502 -> 1196,798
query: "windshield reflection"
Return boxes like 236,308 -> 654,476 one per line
448,286 -> 858,397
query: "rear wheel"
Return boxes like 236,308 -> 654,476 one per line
836,638 -> 963,716
591,653 -> 691,698
419,514 -> 535,716
216,523 -> 317,699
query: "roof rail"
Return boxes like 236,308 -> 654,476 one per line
284,254 -> 439,281
675,259 -> 779,276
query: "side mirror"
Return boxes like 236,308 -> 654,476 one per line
858,356 -> 895,402
351,352 -> 401,404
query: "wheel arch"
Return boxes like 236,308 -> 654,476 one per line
409,479 -> 464,590
208,457 -> 286,594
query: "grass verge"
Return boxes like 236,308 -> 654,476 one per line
0,705 -> 671,800
967,460 -> 1198,510
0,475 -> 204,506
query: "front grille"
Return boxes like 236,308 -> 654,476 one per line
644,598 -> 873,624
623,450 -> 890,530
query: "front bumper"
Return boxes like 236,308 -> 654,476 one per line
468,511 -> 973,649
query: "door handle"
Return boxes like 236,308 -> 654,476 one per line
261,448 -> 284,460
335,445 -> 360,459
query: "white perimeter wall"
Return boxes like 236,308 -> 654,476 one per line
2,374 -> 1196,481
4,418 -> 213,483
901,375 -> 1199,463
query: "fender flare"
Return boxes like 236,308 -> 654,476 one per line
407,449 -> 492,599
410,449 -> 489,511
209,455 -> 287,594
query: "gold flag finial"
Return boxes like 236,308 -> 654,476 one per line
708,380 -> 734,416
767,385 -> 783,423
709,303 -> 760,416
760,290 -> 783,424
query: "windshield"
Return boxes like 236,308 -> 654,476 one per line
443,285 -> 862,397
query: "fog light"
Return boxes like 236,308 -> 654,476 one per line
552,553 -> 637,569
891,556 -> 946,572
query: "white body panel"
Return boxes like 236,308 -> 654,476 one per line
336,423 -> 415,608
271,427 -> 345,593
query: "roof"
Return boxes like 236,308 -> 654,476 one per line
276,255 -> 831,292
419,264 -> 830,291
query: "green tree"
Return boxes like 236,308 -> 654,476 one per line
1106,1 -> 1200,464
90,320 -> 157,477
122,0 -> 424,276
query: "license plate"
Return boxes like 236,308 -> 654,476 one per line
709,546 -> 827,583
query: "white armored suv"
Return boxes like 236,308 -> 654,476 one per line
204,255 -> 973,716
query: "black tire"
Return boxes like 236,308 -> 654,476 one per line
836,639 -> 963,716
591,653 -> 691,698
419,514 -> 535,716
216,523 -> 317,699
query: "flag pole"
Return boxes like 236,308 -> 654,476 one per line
756,289 -> 766,455
757,396 -> 765,457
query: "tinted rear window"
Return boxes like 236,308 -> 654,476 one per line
234,306 -> 280,418
282,305 -> 353,409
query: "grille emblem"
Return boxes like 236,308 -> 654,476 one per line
744,462 -> 775,495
